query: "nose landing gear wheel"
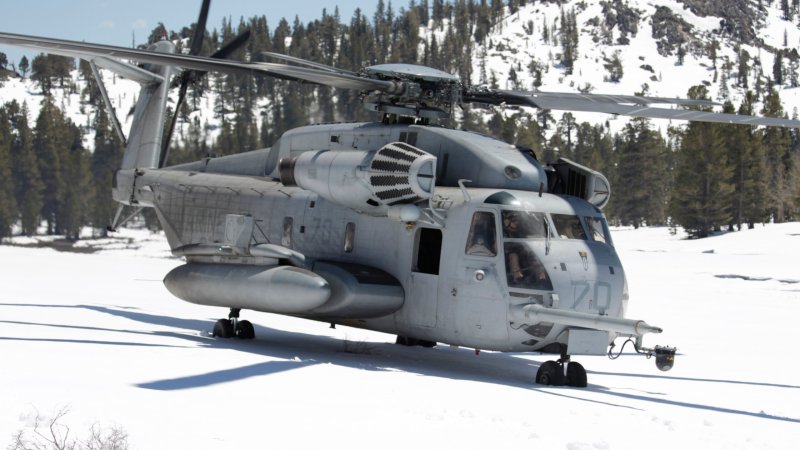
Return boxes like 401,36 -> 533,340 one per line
566,362 -> 587,387
535,360 -> 566,386
535,360 -> 587,387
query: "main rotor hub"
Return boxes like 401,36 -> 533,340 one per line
361,63 -> 462,120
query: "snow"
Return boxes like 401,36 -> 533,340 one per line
1,223 -> 799,449
469,0 -> 800,134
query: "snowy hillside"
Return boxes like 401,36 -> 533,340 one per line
470,0 -> 800,130
3,0 -> 800,151
1,224 -> 798,449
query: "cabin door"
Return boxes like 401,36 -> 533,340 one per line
407,228 -> 442,328
452,209 -> 509,345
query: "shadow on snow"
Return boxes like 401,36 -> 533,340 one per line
1,302 -> 798,424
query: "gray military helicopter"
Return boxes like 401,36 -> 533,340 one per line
3,1 -> 799,387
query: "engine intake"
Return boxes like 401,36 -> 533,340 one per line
279,142 -> 436,216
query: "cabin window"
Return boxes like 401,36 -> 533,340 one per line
504,242 -> 553,290
501,210 -> 548,239
415,228 -> 442,275
465,211 -> 497,257
551,214 -> 587,240
344,222 -> 356,253
282,217 -> 293,247
584,216 -> 611,244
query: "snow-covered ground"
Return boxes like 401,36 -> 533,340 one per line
1,224 -> 799,449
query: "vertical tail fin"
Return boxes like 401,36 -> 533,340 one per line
98,40 -> 176,206
119,40 -> 176,170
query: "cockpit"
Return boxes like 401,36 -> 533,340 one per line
464,206 -> 613,292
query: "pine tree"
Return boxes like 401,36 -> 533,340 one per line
0,106 -> 18,238
90,107 -> 124,235
782,0 -> 793,20
33,98 -> 66,234
559,8 -> 579,75
514,114 -> 544,158
557,112 -> 577,159
761,88 -> 794,222
18,56 -> 29,78
727,92 -> 768,228
613,118 -> 669,227
773,50 -> 784,86
575,122 -> 614,177
669,86 -> 734,237
31,54 -> 54,95
603,51 -> 623,82
737,48 -> 750,88
146,22 -> 169,45
58,122 -> 94,240
7,101 -> 43,235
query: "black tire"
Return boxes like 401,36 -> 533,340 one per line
566,362 -> 588,387
212,319 -> 234,338
417,340 -> 437,348
395,336 -> 412,346
235,320 -> 255,340
535,361 -> 566,386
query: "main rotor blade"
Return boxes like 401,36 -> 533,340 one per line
464,88 -> 800,128
0,32 -> 397,92
262,51 -> 357,76
189,0 -> 211,56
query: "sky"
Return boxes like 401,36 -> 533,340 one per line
0,0 -> 376,67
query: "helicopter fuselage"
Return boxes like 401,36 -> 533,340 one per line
120,122 -> 629,354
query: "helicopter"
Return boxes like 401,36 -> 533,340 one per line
2,1 -> 799,388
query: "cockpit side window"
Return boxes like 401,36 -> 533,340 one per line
504,242 -> 553,290
584,216 -> 611,244
501,210 -> 548,239
465,211 -> 497,257
551,214 -> 588,240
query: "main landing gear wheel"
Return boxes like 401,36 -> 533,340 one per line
212,308 -> 255,340
535,360 -> 587,387
212,318 -> 234,338
235,320 -> 255,339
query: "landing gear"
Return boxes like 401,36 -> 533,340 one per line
566,361 -> 587,387
395,335 -> 437,348
212,318 -> 234,338
236,320 -> 255,339
212,308 -> 255,340
535,351 -> 588,387
535,360 -> 565,386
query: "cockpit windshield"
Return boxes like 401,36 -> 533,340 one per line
502,210 -> 548,239
551,214 -> 587,240
584,216 -> 612,244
